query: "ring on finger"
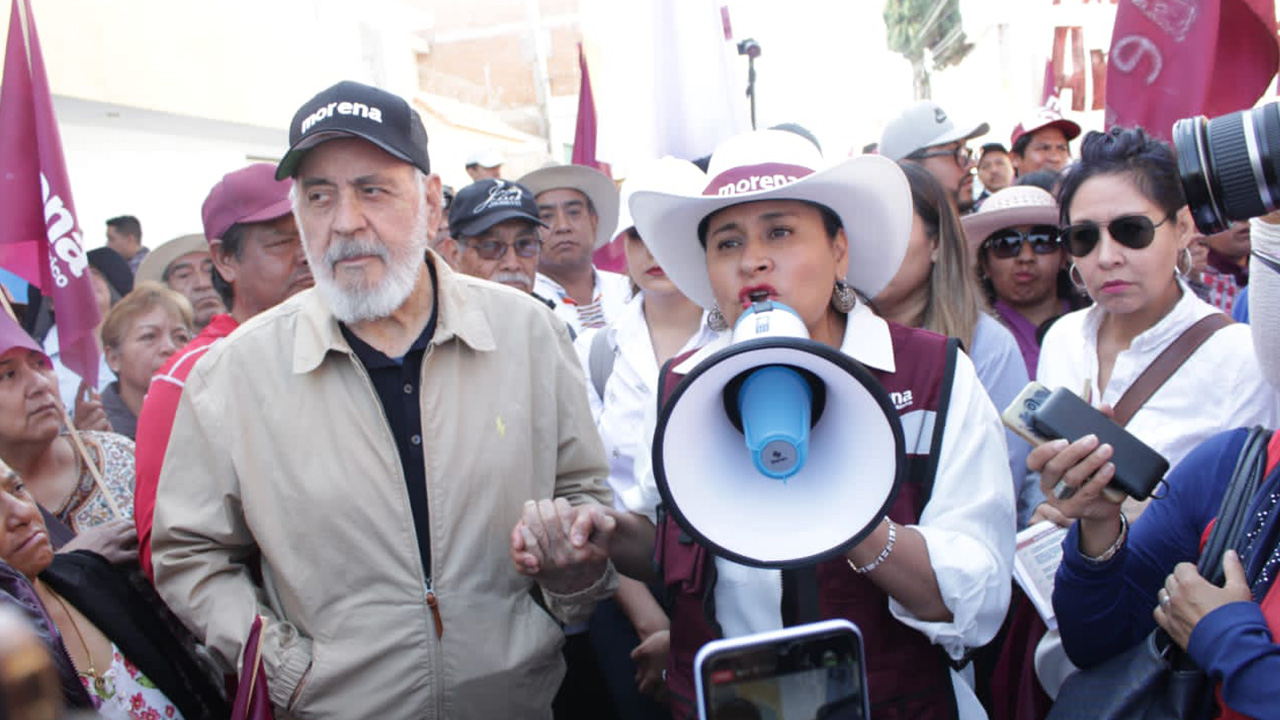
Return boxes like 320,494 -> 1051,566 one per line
1159,589 -> 1171,608
1052,480 -> 1077,501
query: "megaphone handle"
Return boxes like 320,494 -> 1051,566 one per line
784,565 -> 822,626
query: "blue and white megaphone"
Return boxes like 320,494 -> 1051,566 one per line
653,301 -> 905,569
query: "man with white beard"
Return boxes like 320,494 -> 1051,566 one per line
151,81 -> 617,720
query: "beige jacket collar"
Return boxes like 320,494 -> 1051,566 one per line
292,251 -> 497,374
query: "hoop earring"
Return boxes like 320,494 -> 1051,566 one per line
831,279 -> 857,313
708,307 -> 730,332
1068,263 -> 1088,291
1176,246 -> 1193,278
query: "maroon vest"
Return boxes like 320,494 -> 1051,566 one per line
657,323 -> 961,720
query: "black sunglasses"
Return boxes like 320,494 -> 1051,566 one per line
1061,214 -> 1173,258
982,226 -> 1062,259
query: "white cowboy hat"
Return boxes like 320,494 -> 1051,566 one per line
136,233 -> 209,285
628,129 -> 912,310
961,185 -> 1060,260
614,157 -> 708,242
518,164 -> 620,251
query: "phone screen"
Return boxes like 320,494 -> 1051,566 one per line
700,630 -> 867,720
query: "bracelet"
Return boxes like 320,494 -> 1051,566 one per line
1081,512 -> 1128,564
847,518 -> 896,574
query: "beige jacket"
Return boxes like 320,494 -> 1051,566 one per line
152,256 -> 614,720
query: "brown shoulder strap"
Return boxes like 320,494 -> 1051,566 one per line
1112,313 -> 1233,427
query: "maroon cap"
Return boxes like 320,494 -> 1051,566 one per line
1010,106 -> 1082,148
0,309 -> 46,362
202,163 -> 294,241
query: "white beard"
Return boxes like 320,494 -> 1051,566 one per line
302,203 -> 430,324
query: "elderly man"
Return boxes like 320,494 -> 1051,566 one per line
152,80 -> 616,720
520,164 -> 631,334
134,163 -> 314,579
880,99 -> 989,212
137,233 -> 227,331
1009,106 -> 1080,177
448,178 -> 549,297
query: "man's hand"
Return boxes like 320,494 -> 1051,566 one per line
1154,551 -> 1253,650
60,519 -> 138,564
72,381 -> 112,433
631,629 -> 669,700
510,498 -> 615,595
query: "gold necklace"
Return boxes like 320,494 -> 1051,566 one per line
40,583 -> 107,698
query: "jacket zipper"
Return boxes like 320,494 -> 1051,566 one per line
345,352 -> 444,718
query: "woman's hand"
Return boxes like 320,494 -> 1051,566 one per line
72,381 -> 111,433
1030,435 -> 1127,556
631,629 -> 669,701
1154,551 -> 1253,650
59,519 -> 138,565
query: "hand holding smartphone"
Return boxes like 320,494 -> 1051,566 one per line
1001,382 -> 1168,501
695,619 -> 868,720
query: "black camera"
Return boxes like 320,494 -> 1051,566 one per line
1174,101 -> 1280,234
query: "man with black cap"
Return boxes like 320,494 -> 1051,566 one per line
151,81 -> 616,720
449,178 -> 547,298
134,162 -> 312,580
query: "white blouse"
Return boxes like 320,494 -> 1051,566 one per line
1037,280 -> 1278,470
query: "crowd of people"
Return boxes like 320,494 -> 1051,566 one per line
0,77 -> 1277,720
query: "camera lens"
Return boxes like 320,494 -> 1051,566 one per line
1176,102 -> 1280,234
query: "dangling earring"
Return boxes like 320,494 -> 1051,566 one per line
1068,263 -> 1088,291
1176,246 -> 1194,278
831,279 -> 857,313
708,307 -> 730,332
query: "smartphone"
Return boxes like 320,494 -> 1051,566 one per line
1000,381 -> 1054,447
694,619 -> 869,720
1029,387 -> 1169,500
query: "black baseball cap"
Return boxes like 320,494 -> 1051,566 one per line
276,80 -> 431,180
449,179 -> 547,239
980,142 -> 1009,156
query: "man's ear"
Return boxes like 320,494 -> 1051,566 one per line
208,239 -> 238,284
423,173 -> 444,232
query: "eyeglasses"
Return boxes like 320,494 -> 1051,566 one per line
911,145 -> 973,167
465,236 -> 541,261
982,226 -> 1062,259
1060,214 -> 1173,258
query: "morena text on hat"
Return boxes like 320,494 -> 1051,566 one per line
472,181 -> 527,214
705,163 -> 814,197
300,101 -> 384,135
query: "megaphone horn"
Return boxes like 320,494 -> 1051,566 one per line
653,302 -> 906,569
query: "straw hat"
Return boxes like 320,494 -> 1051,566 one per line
961,186 -> 1060,260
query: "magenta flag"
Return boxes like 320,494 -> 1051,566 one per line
574,43 -> 625,273
1106,0 -> 1279,142
0,0 -> 99,385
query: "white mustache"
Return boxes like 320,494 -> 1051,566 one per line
326,237 -> 390,268
492,271 -> 533,289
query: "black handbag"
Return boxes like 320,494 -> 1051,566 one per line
1046,427 -> 1273,720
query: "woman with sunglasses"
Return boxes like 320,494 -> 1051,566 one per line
1035,211 -> 1280,719
875,163 -> 1036,527
962,186 -> 1090,380
1031,127 -> 1277,525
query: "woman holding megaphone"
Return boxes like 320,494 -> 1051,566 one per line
514,130 -> 1015,720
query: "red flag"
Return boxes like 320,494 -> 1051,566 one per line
1106,0 -> 1279,141
0,0 -> 99,385
574,43 -> 625,273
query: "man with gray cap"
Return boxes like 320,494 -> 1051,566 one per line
520,164 -> 632,335
880,99 -> 989,211
151,81 -> 615,720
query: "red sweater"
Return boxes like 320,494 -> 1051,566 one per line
134,313 -> 239,579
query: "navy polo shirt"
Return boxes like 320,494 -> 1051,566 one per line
340,263 -> 439,584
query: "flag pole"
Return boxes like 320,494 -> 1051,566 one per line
56,406 -> 125,521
